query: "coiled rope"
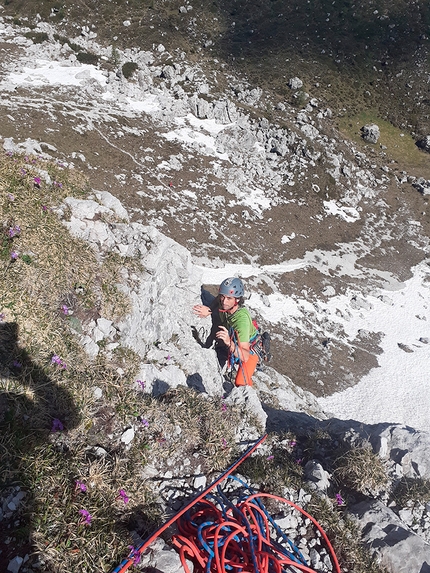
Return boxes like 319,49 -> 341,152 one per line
112,435 -> 268,573
172,476 -> 341,573
111,434 -> 341,573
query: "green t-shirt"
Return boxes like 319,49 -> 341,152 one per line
220,307 -> 257,344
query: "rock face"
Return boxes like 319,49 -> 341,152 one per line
416,135 -> 430,153
361,124 -> 380,143
350,501 -> 430,573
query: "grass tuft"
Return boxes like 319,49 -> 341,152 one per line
333,444 -> 388,497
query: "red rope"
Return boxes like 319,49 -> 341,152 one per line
174,493 -> 341,573
111,434 -> 268,573
112,435 -> 342,573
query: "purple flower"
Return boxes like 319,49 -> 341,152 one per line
12,360 -> 22,368
0,313 -> 5,322
221,438 -> 227,448
33,176 -> 41,186
118,489 -> 129,504
75,480 -> 87,493
54,181 -> 63,188
335,493 -> 344,506
8,193 -> 15,200
10,251 -> 18,260
8,225 -> 21,238
79,509 -> 92,525
141,418 -> 149,427
6,151 -> 13,157
221,402 -> 227,412
266,455 -> 274,461
61,305 -> 70,315
128,547 -> 141,565
51,354 -> 67,369
51,418 -> 64,432
136,379 -> 145,390
42,205 -> 48,212
289,440 -> 297,447
295,458 -> 303,465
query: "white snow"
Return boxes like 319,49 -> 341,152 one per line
319,260 -> 430,431
198,259 -> 430,433
323,200 -> 360,222
8,59 -> 107,87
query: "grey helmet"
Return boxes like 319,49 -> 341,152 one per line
219,277 -> 244,298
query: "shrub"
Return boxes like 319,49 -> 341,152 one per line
333,445 -> 388,496
122,61 -> 138,79
76,52 -> 99,65
391,477 -> 430,509
24,32 -> 49,44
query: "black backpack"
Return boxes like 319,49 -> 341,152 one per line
251,321 -> 272,364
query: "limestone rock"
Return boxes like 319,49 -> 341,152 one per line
361,124 -> 380,144
288,77 -> 303,90
226,386 -> 267,429
350,500 -> 430,573
416,135 -> 430,153
304,460 -> 331,491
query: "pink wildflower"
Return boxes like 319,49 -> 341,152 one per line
8,193 -> 15,200
128,547 -> 141,565
266,455 -> 274,461
51,354 -> 67,369
61,305 -> 70,315
10,251 -> 18,260
75,480 -> 87,493
33,176 -> 41,186
118,489 -> 129,504
79,509 -> 92,525
136,380 -> 145,390
335,493 -> 344,506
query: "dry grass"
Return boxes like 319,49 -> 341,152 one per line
391,477 -> 430,509
333,444 -> 389,497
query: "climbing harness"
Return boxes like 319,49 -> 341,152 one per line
111,435 -> 341,573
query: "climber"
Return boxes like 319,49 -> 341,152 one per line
193,277 -> 258,387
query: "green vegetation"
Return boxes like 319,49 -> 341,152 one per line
391,477 -> 430,508
24,31 -> 49,44
338,111 -> 430,170
0,151 -> 243,570
122,61 -> 139,79
76,52 -> 99,65
333,444 -> 389,496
